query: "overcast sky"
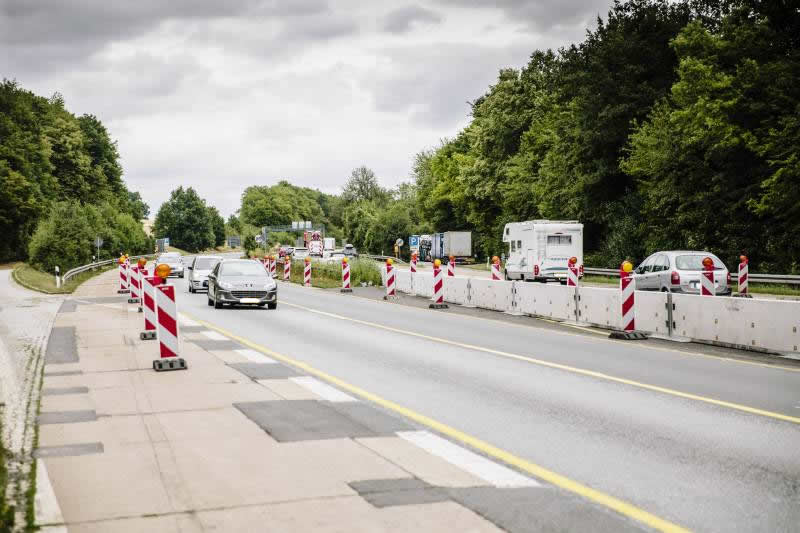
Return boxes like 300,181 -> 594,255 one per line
1,0 -> 609,218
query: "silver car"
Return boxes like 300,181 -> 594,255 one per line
633,251 -> 731,295
156,252 -> 185,278
187,255 -> 222,293
207,259 -> 277,309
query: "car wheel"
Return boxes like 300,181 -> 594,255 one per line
268,302 -> 277,310
179,273 -> 184,278
257,303 -> 266,307
504,270 -> 510,281
213,291 -> 223,309
207,294 -> 213,306
189,285 -> 194,293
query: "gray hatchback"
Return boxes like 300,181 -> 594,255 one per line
207,259 -> 278,309
633,251 -> 731,295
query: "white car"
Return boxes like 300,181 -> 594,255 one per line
187,255 -> 222,293
156,252 -> 185,278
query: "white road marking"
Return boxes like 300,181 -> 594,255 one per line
179,315 -> 200,327
397,430 -> 540,488
200,330 -> 228,341
289,376 -> 358,402
235,349 -> 277,364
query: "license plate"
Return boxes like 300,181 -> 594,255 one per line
239,298 -> 260,304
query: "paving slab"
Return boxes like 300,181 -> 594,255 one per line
257,378 -> 322,400
191,339 -> 242,351
34,442 -> 103,458
67,514 -> 203,533
41,393 -> 94,412
42,386 -> 89,396
45,326 -> 78,364
39,414 -> 151,450
38,410 -> 97,425
228,362 -> 302,379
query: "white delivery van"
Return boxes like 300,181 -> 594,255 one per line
502,220 -> 584,282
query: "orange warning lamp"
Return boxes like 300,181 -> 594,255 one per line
304,256 -> 311,263
739,255 -> 748,264
621,261 -> 633,273
449,255 -> 455,261
342,256 -> 348,264
434,259 -> 441,268
386,258 -> 393,266
492,256 -> 500,264
702,257 -> 714,270
137,257 -> 147,268
569,256 -> 577,266
155,263 -> 171,280
118,256 -> 125,265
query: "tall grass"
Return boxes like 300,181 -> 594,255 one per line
278,257 -> 382,287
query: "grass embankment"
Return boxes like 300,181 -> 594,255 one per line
277,258 -> 382,289
1,419 -> 12,533
12,263 -> 115,294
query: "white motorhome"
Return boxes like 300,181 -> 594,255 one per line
502,220 -> 584,282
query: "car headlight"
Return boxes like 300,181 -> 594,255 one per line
219,281 -> 234,290
264,282 -> 276,290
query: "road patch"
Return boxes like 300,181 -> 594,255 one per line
228,362 -> 301,380
34,442 -> 103,458
42,386 -> 89,396
38,410 -> 97,425
45,326 -> 78,364
235,348 -> 276,363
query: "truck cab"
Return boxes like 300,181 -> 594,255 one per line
502,220 -> 584,282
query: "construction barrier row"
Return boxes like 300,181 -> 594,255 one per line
386,268 -> 799,356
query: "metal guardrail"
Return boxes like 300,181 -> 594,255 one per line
584,267 -> 800,285
62,254 -> 157,282
363,254 -> 407,264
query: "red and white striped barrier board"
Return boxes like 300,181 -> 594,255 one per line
429,264 -> 448,309
621,271 -> 635,332
141,276 -> 160,340
304,260 -> 311,287
701,269 -> 715,296
283,258 -> 291,281
385,262 -> 396,299
738,260 -> 748,295
567,265 -> 579,287
118,263 -> 129,293
491,260 -> 501,281
341,259 -> 352,292
410,255 -> 417,274
447,259 -> 455,277
137,267 -> 148,312
128,265 -> 141,304
270,257 -> 276,278
154,284 -> 187,371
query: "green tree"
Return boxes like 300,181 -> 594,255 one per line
207,206 -> 226,247
153,187 -> 215,253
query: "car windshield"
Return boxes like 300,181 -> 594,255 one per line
161,254 -> 181,262
220,262 -> 267,277
195,258 -> 220,270
675,255 -> 724,271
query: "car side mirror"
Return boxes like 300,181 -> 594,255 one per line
187,266 -> 193,270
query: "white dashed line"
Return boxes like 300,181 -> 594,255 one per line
397,430 -> 540,488
200,330 -> 228,341
235,349 -> 276,364
289,376 -> 358,402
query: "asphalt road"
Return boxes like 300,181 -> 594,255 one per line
171,272 -> 800,532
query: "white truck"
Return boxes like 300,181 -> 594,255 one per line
502,220 -> 584,282
431,231 -> 472,260
323,237 -> 335,252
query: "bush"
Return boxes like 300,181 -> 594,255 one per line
280,257 -> 381,286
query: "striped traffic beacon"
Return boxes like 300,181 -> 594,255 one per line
283,256 -> 291,281
341,257 -> 352,293
620,260 -> 635,332
128,265 -> 141,304
270,256 -> 277,278
429,259 -> 448,309
491,256 -> 502,281
410,253 -> 417,274
700,256 -> 715,296
117,256 -> 129,294
140,271 -> 160,340
153,263 -> 187,372
304,257 -> 311,287
384,258 -> 396,300
447,255 -> 455,277
567,256 -> 579,287
738,255 -> 749,296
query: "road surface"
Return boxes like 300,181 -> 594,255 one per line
171,273 -> 800,532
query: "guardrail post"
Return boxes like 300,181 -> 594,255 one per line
55,266 -> 61,288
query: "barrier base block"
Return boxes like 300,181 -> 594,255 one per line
383,295 -> 398,301
117,289 -> 130,294
429,303 -> 449,309
140,330 -> 157,341
153,357 -> 188,372
138,307 -> 143,313
608,331 -> 648,340
340,288 -> 353,293
733,292 -> 753,298
127,297 -> 140,304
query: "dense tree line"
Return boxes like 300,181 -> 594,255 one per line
0,80 -> 151,269
153,187 -> 225,253
410,0 -> 799,271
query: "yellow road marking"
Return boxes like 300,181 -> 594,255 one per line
182,311 -> 690,533
275,300 -> 800,425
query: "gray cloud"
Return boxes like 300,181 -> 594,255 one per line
436,0 -> 609,31
382,5 -> 443,34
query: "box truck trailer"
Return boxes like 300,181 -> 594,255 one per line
431,232 -> 472,261
502,220 -> 583,282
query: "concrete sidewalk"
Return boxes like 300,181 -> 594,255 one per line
34,269 -> 539,532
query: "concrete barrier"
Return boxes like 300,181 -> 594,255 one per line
444,277 -> 470,305
470,279 -> 513,312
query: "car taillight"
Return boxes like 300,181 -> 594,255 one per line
727,272 -> 731,284
671,271 -> 680,285
534,265 -> 540,275
579,264 -> 584,277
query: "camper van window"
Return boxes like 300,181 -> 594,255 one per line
547,235 -> 572,246
510,241 -> 516,252
517,240 -> 522,249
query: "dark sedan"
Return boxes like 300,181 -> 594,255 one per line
207,259 -> 277,309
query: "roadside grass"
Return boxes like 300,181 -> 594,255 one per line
278,258 -> 382,289
166,245 -> 190,255
1,419 -> 12,533
12,263 -> 115,294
